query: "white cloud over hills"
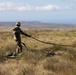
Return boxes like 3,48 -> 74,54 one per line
0,2 -> 71,11
35,5 -> 71,11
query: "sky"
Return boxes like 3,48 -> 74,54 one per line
0,0 -> 76,24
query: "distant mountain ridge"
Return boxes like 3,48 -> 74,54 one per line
0,21 -> 76,30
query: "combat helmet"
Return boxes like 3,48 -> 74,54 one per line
16,22 -> 21,26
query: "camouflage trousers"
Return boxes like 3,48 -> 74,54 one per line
15,40 -> 22,54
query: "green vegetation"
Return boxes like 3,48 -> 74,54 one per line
0,30 -> 76,75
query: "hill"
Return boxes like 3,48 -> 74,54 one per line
0,21 -> 76,30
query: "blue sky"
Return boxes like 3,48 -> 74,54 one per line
0,0 -> 76,24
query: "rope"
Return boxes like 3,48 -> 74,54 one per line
31,36 -> 74,47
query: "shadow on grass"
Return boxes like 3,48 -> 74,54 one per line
22,44 -> 74,63
0,43 -> 75,63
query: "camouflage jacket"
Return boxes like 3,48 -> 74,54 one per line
12,26 -> 31,41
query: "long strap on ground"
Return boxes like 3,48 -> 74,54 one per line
31,36 -> 74,47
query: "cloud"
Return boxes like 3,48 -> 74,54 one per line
0,2 -> 71,11
0,2 -> 34,11
15,5 -> 34,11
35,5 -> 71,11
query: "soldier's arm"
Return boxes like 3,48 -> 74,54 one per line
20,29 -> 31,37
11,27 -> 15,31
11,26 -> 17,31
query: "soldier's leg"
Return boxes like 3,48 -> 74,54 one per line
18,43 -> 22,53
16,41 -> 22,53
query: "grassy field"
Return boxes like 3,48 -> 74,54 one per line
0,30 -> 76,75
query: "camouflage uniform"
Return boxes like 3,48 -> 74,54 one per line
12,22 -> 31,55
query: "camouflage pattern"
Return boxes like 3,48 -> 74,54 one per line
12,22 -> 31,55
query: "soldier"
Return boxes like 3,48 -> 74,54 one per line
12,22 -> 31,55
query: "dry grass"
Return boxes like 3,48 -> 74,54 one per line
0,30 -> 76,75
